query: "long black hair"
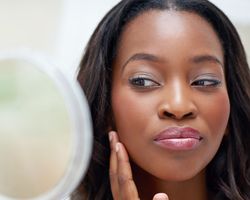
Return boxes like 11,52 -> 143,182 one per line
75,0 -> 250,199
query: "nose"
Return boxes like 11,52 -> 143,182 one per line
158,83 -> 197,120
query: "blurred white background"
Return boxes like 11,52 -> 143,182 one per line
0,0 -> 249,77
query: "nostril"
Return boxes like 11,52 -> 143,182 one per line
162,111 -> 194,119
163,111 -> 175,118
183,112 -> 194,118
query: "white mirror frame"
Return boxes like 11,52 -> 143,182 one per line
0,50 -> 92,200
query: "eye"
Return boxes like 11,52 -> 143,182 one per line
129,76 -> 160,88
191,79 -> 221,87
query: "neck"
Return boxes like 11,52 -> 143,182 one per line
131,163 -> 209,200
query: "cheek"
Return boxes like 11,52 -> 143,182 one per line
111,89 -> 157,142
197,89 -> 230,163
203,91 -> 230,135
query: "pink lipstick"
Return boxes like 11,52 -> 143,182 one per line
154,127 -> 202,151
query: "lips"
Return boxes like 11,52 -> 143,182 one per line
154,127 -> 203,151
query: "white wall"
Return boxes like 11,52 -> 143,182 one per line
55,0 -> 120,76
0,0 -> 249,77
210,0 -> 250,25
0,0 -> 63,57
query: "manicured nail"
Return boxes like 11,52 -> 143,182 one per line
153,193 -> 169,200
109,132 -> 113,142
115,143 -> 120,152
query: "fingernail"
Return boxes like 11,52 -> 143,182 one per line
153,193 -> 169,200
115,143 -> 120,152
109,132 -> 113,142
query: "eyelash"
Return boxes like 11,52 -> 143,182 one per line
129,76 -> 160,88
128,76 -> 221,89
191,79 -> 221,87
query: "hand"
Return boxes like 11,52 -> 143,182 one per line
109,131 -> 169,200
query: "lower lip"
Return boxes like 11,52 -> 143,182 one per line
154,138 -> 201,151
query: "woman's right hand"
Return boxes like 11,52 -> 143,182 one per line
109,131 -> 169,200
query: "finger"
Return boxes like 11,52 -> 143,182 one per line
153,193 -> 169,200
116,142 -> 139,200
109,131 -> 119,200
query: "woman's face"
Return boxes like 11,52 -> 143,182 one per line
111,11 -> 230,181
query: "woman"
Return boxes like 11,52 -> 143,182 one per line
75,0 -> 250,199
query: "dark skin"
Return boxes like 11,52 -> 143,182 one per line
109,10 -> 230,200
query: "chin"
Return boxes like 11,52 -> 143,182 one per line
151,166 -> 206,183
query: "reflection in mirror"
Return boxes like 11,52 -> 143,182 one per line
0,54 -> 92,200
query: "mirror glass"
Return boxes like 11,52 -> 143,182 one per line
0,53 -> 92,200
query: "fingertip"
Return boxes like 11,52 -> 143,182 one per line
109,131 -> 119,151
109,131 -> 119,141
115,142 -> 130,163
153,193 -> 169,200
109,131 -> 114,142
115,142 -> 120,153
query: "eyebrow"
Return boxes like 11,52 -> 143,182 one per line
121,53 -> 223,71
191,55 -> 224,67
121,53 -> 160,71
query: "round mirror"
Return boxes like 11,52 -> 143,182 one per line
0,51 -> 92,200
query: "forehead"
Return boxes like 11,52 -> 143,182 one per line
114,10 -> 223,66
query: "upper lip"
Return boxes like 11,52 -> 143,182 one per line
154,126 -> 202,141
